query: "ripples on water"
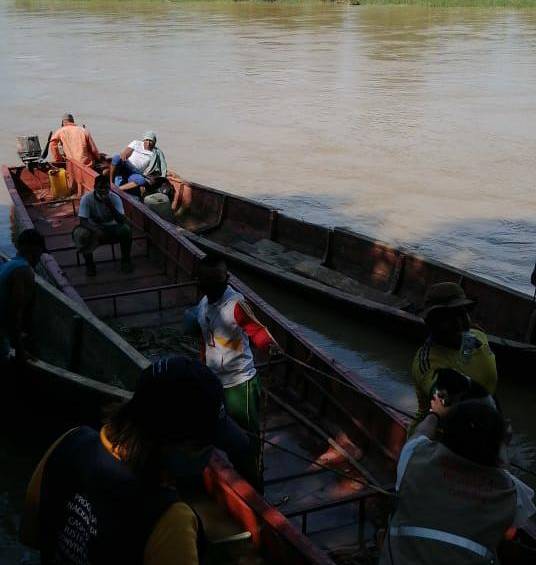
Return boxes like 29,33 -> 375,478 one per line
2,2 -> 536,298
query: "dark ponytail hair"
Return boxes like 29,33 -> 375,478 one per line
104,401 -> 161,479
104,355 -> 223,479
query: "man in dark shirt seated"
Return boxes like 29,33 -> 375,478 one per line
72,175 -> 133,276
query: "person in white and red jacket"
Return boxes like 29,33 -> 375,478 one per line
184,256 -> 279,490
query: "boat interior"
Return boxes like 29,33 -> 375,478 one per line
170,176 -> 534,345
5,162 -> 405,559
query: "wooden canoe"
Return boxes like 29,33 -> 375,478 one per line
2,160 -> 535,563
167,175 -> 536,378
0,250 -> 331,565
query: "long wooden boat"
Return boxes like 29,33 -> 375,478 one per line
3,160 -> 535,563
167,175 -> 536,377
1,264 -> 283,564
1,261 -> 330,565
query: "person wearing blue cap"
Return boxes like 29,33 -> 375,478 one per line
109,131 -> 168,197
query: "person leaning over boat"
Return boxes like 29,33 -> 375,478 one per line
153,355 -> 256,485
379,399 -> 535,565
411,282 -> 497,426
19,356 -> 224,564
50,113 -> 101,166
109,131 -> 168,197
0,229 -> 45,365
72,174 -> 133,276
183,256 -> 280,490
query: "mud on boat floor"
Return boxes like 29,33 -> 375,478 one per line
108,322 -> 200,361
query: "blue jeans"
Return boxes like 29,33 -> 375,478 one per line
111,154 -> 146,188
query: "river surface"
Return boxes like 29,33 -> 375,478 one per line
2,1 -> 536,561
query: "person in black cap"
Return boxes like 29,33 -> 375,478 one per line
150,355 -> 255,485
411,282 -> 498,427
0,229 -> 45,364
20,355 -> 225,565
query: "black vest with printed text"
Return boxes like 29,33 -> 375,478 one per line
39,426 -> 179,565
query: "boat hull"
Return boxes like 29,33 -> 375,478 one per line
3,160 -> 535,563
169,176 -> 536,379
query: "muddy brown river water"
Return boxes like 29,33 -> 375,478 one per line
1,1 -> 536,560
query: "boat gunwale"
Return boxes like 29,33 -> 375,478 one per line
172,177 -> 536,355
3,160 -> 536,563
2,160 -> 405,564
28,358 -> 336,565
1,165 -> 337,565
55,158 -> 411,452
177,176 -> 536,306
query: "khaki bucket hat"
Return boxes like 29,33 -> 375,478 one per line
421,282 -> 474,318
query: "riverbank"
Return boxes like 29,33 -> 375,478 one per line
357,0 -> 536,6
10,0 -> 536,10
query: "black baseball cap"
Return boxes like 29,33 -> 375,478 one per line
129,355 -> 224,445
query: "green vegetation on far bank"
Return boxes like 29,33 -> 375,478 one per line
13,0 -> 536,11
353,0 -> 536,7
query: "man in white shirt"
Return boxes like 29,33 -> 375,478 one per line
109,131 -> 167,197
72,175 -> 133,276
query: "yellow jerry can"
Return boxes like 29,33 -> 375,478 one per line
48,168 -> 70,198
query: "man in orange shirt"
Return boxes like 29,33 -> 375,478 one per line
49,113 -> 100,166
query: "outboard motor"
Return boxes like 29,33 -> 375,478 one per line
16,135 -> 43,167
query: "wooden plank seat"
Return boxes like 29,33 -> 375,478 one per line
179,214 -> 221,235
47,234 -> 149,255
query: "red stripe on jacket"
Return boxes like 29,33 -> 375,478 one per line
233,302 -> 273,352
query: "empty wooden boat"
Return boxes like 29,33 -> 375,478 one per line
3,159 -> 535,563
168,176 -> 536,377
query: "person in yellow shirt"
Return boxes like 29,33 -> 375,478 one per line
411,282 -> 498,424
19,356 -> 227,565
